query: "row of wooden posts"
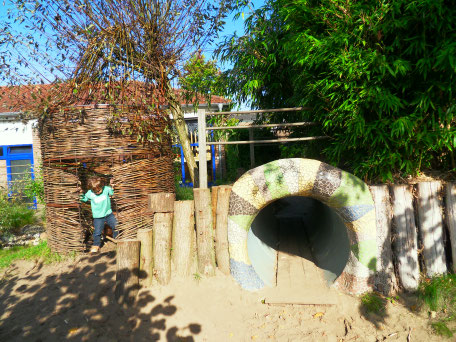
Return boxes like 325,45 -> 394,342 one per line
114,180 -> 456,304
114,186 -> 232,305
371,181 -> 456,295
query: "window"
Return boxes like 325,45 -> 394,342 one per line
9,146 -> 33,154
10,159 -> 32,182
7,159 -> 33,204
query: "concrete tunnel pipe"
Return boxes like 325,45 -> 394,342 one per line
227,158 -> 377,295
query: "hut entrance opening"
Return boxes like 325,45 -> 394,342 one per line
247,196 -> 350,303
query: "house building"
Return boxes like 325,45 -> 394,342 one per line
0,112 -> 39,194
0,85 -> 230,194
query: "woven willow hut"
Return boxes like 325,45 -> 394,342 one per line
40,104 -> 174,252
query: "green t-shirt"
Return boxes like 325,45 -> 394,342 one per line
80,186 -> 114,218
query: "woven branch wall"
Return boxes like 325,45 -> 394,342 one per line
41,105 -> 174,253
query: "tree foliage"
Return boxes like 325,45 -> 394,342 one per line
1,0 -> 236,183
219,0 -> 456,181
178,52 -> 222,112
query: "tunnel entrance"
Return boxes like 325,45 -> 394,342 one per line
228,158 -> 377,294
248,196 -> 350,289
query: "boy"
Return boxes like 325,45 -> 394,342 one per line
80,176 -> 118,253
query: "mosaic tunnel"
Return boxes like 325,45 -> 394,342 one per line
227,158 -> 377,294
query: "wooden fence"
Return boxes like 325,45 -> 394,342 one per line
372,181 -> 455,294
198,107 -> 328,188
115,181 -> 456,304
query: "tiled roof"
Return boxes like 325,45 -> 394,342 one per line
0,84 -> 230,113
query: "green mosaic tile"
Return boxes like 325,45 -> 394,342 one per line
264,161 -> 290,200
327,171 -> 374,208
229,214 -> 256,232
350,240 -> 377,271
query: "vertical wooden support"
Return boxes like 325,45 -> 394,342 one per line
215,185 -> 231,275
172,200 -> 196,277
445,183 -> 456,273
149,193 -> 175,213
391,185 -> 419,291
153,213 -> 173,284
370,185 -> 397,295
249,127 -> 255,168
211,186 -> 219,233
115,239 -> 141,306
193,188 -> 216,276
416,181 -> 447,276
137,228 -> 154,287
198,111 -> 208,188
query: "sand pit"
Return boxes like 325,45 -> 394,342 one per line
0,247 -> 443,342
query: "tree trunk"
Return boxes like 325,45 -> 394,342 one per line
215,185 -> 231,275
166,81 -> 198,183
445,183 -> 456,273
137,228 -> 154,287
391,185 -> 419,291
416,181 -> 447,276
193,188 -> 216,276
153,212 -> 173,285
115,239 -> 141,307
172,200 -> 196,277
211,186 -> 219,233
370,185 -> 397,295
149,192 -> 175,213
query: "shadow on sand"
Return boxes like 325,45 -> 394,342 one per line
0,249 -> 201,341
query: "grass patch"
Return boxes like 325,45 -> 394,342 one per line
175,183 -> 194,200
419,274 -> 456,338
0,241 -> 76,269
360,292 -> 386,314
431,321 -> 454,338
0,203 -> 37,235
419,274 -> 456,312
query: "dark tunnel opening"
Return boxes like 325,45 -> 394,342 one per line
247,196 -> 351,287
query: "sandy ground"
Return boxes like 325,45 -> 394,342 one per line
0,246 -> 444,342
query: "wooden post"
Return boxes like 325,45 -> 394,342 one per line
193,188 -> 216,276
211,186 -> 219,233
391,185 -> 419,291
149,192 -> 175,213
416,181 -> 447,276
445,183 -> 456,273
115,239 -> 141,306
215,185 -> 231,275
370,185 -> 397,295
172,201 -> 196,277
198,111 -> 208,188
137,228 -> 154,287
249,127 -> 255,168
153,213 -> 173,285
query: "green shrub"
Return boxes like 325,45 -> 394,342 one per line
220,0 -> 456,181
0,187 -> 37,235
22,173 -> 45,204
0,204 -> 36,235
420,274 -> 456,313
420,274 -> 456,338
431,321 -> 454,338
360,292 -> 386,314
175,182 -> 194,200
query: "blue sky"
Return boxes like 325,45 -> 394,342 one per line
205,0 -> 266,70
0,0 -> 266,90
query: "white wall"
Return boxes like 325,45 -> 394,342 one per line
0,120 -> 36,146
